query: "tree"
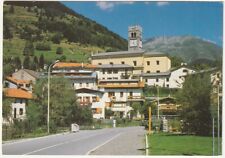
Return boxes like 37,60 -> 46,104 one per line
176,74 -> 212,136
3,63 -> 14,78
33,77 -> 91,132
39,54 -> 44,70
14,56 -> 21,70
23,41 -> 34,56
56,47 -> 63,54
2,97 -> 13,122
9,5 -> 14,14
3,25 -> 13,39
23,56 -> 30,69
52,33 -> 63,44
30,56 -> 39,70
25,100 -> 42,132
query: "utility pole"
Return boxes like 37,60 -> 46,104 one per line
217,85 -> 220,155
212,118 -> 215,156
157,86 -> 160,120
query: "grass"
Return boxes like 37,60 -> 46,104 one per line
147,133 -> 222,155
3,38 -> 104,63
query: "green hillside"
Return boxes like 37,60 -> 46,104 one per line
3,1 -> 127,64
143,36 -> 222,63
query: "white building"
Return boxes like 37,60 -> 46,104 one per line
3,88 -> 33,123
4,76 -> 33,92
169,67 -> 195,88
142,71 -> 170,87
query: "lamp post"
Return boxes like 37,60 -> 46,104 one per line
47,60 -> 59,134
157,86 -> 160,120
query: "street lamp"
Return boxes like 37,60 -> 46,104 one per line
47,60 -> 59,134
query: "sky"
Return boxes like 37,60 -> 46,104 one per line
62,1 -> 223,46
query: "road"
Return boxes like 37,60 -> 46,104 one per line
2,126 -> 146,155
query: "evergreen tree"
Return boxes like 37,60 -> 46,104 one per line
23,56 -> 30,69
9,5 -> 14,14
23,41 -> 34,56
14,56 -> 21,70
39,54 -> 44,69
56,47 -> 63,54
177,74 -> 212,136
3,26 -> 13,39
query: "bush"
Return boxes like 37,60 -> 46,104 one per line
52,33 -> 63,44
36,41 -> 51,51
56,47 -> 63,54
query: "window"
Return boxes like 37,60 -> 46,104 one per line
156,70 -> 160,73
98,63 -> 102,65
133,61 -> 137,66
120,92 -> 123,98
113,70 -> 118,74
110,62 -> 113,65
147,71 -> 150,73
183,69 -> 188,73
19,108 -> 23,115
121,61 -> 125,64
145,79 -> 148,82
103,70 -> 105,74
129,92 -> 133,97
108,92 -> 115,97
156,78 -> 159,82
86,83 -> 89,87
78,97 -> 82,102
166,84 -> 169,88
92,96 -> 97,102
166,78 -> 169,82
20,99 -> 23,104
156,60 -> 160,65
147,61 -> 150,65
108,70 -> 112,74
79,83 -> 82,87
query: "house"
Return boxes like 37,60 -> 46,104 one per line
91,26 -> 171,75
4,76 -> 32,92
12,69 -> 40,84
150,97 -> 179,115
142,71 -> 171,87
169,66 -> 195,88
3,88 -> 33,123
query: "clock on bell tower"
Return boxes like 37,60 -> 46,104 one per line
128,25 -> 142,51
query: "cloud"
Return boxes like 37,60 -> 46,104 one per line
96,1 -> 134,11
156,2 -> 169,6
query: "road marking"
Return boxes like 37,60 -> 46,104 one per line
22,132 -> 103,155
85,132 -> 122,155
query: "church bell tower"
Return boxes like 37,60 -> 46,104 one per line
128,25 -> 142,51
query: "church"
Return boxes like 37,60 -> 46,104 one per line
91,25 -> 171,76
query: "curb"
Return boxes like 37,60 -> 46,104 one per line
2,131 -> 70,145
145,134 -> 149,156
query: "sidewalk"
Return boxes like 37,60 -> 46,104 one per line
90,126 -> 146,155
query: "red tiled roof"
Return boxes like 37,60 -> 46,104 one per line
4,88 -> 33,99
53,62 -> 97,69
6,76 -> 31,85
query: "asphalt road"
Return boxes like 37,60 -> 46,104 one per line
2,126 -> 146,155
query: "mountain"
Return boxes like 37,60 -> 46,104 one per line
3,1 -> 127,63
143,36 -> 222,63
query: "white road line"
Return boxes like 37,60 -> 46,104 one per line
22,132 -> 104,155
85,132 -> 122,155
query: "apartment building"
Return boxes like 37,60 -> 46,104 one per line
52,62 -> 105,119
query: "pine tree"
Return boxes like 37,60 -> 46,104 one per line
14,56 -> 21,70
23,41 -> 34,56
9,5 -> 14,14
23,56 -> 30,69
39,54 -> 44,70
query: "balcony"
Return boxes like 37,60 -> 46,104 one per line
127,96 -> 145,101
98,81 -> 145,88
110,96 -> 127,102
